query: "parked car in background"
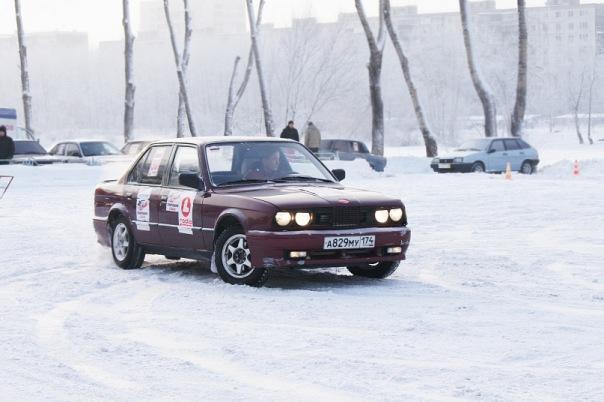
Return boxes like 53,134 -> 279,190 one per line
318,139 -> 387,172
93,137 -> 410,287
431,138 -> 540,174
122,140 -> 153,156
8,140 -> 62,166
49,140 -> 126,165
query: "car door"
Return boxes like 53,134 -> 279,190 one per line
486,139 -> 507,172
503,139 -> 522,170
64,142 -> 83,163
158,145 -> 206,251
125,144 -> 173,246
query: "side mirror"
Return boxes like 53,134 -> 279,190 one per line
179,173 -> 204,190
488,149 -> 496,154
332,169 -> 346,182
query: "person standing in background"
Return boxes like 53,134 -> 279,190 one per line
0,126 -> 15,164
280,121 -> 299,142
304,121 -> 321,152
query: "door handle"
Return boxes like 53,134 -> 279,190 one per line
502,153 -> 508,156
125,192 -> 133,199
161,196 -> 168,202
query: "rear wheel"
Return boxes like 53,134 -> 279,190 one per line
214,227 -> 269,287
471,162 -> 485,173
520,160 -> 534,174
111,217 -> 145,270
347,261 -> 400,279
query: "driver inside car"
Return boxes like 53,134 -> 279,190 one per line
245,147 -> 283,181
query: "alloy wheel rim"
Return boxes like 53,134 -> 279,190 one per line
113,223 -> 130,262
474,164 -> 484,172
522,163 -> 531,174
221,234 -> 254,279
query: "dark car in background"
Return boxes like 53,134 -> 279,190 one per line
318,139 -> 387,172
93,137 -> 410,287
8,140 -> 61,166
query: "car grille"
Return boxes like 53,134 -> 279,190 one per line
315,207 -> 371,228
438,159 -> 454,163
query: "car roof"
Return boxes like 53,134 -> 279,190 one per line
149,136 -> 296,146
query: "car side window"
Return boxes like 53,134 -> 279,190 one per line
65,143 -> 81,157
333,141 -> 352,152
489,140 -> 505,153
168,147 -> 200,187
504,139 -> 521,151
129,145 -> 172,185
50,143 -> 65,156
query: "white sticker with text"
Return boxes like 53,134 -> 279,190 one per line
178,191 -> 196,235
136,187 -> 152,231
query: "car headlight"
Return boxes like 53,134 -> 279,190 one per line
454,157 -> 464,163
389,208 -> 403,222
375,210 -> 389,224
294,212 -> 312,226
275,212 -> 292,227
432,158 -> 439,164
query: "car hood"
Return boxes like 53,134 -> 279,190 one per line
438,150 -> 482,159
224,184 -> 402,209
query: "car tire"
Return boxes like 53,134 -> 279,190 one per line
347,261 -> 400,279
520,161 -> 534,175
111,216 -> 145,270
471,162 -> 485,173
214,226 -> 269,287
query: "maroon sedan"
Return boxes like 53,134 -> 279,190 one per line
93,137 -> 411,287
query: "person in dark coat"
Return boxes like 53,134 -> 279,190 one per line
0,126 -> 15,164
280,121 -> 299,142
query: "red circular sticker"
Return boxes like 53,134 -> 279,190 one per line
181,197 -> 192,218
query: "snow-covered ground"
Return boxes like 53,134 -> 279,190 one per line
0,142 -> 603,401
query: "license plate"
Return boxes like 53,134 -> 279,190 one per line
439,163 -> 451,169
324,236 -> 375,250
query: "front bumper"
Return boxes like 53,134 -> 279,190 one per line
431,162 -> 473,173
246,226 -> 411,269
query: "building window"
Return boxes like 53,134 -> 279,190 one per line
569,23 -> 574,30
568,11 -> 573,17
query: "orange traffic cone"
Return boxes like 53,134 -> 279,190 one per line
505,162 -> 513,180
573,160 -> 580,176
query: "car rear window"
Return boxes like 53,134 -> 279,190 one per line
129,145 -> 172,185
504,139 -> 521,151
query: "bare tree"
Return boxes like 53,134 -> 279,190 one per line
176,0 -> 193,138
246,0 -> 275,137
14,0 -> 33,136
383,0 -> 437,157
122,0 -> 135,143
224,0 -> 265,136
355,0 -> 386,156
459,0 -> 497,137
572,71 -> 586,145
587,65 -> 596,145
164,0 -> 198,137
511,0 -> 528,137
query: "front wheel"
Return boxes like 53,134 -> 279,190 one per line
111,217 -> 145,270
347,261 -> 400,279
471,162 -> 485,173
214,227 -> 269,287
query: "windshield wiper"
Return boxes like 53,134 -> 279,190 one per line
218,179 -> 273,186
274,175 -> 333,183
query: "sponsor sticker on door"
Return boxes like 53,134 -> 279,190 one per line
136,188 -> 152,231
178,191 -> 195,234
166,190 -> 181,212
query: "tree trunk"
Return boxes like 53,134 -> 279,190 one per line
587,68 -> 595,145
459,0 -> 497,137
355,0 -> 386,156
164,0 -> 198,137
224,1 -> 263,136
122,0 -> 135,143
14,0 -> 33,137
177,0 -> 193,138
246,0 -> 274,137
511,0 -> 528,137
383,0 -> 437,157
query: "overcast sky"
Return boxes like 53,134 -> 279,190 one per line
1,0 -> 603,43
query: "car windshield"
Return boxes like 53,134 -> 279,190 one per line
14,141 -> 47,155
455,139 -> 489,152
205,141 -> 335,186
80,142 -> 122,157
